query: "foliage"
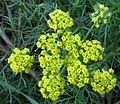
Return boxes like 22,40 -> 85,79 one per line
0,0 -> 120,104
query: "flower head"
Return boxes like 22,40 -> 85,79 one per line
67,62 -> 89,88
38,74 -> 65,101
8,48 -> 34,73
79,40 -> 104,63
90,68 -> 117,95
47,9 -> 74,31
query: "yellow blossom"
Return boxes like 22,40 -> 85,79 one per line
90,68 -> 117,95
8,48 -> 34,73
47,9 -> 74,31
38,74 -> 65,101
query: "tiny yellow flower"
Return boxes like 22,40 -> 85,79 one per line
47,9 -> 74,30
90,68 -> 117,95
38,74 -> 65,101
8,48 -> 34,73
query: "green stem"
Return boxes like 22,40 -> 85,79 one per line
29,69 -> 39,81
83,23 -> 95,41
55,0 -> 64,9
104,22 -> 108,48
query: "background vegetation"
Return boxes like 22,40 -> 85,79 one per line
0,0 -> 120,104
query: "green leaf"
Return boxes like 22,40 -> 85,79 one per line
0,79 -> 39,104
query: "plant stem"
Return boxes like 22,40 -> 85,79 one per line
102,95 -> 105,104
29,69 -> 39,81
83,23 -> 95,41
0,28 -> 14,48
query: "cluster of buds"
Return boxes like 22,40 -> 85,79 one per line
90,3 -> 111,28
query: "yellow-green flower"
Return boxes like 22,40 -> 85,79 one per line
90,68 -> 117,95
39,54 -> 64,75
36,30 -> 104,91
38,74 -> 65,101
47,9 -> 74,31
67,62 -> 89,88
35,9 -> 111,101
8,48 -> 34,73
79,40 -> 104,63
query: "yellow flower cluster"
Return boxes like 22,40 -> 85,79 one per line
90,68 -> 117,95
38,74 -> 65,101
79,40 -> 104,63
37,33 -> 64,75
47,9 -> 74,31
37,20 -> 104,101
8,48 -> 34,73
36,31 -> 93,92
61,31 -> 82,65
90,3 -> 111,28
36,9 -> 117,100
36,32 -> 66,100
39,54 -> 64,75
67,61 -> 89,88
36,33 -> 61,55
60,32 -> 89,88
62,31 -> 82,51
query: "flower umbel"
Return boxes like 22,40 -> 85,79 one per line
80,40 -> 104,63
38,74 -> 65,101
37,25 -> 104,101
36,9 -> 117,101
47,9 -> 74,31
67,61 -> 89,88
8,48 -> 34,73
90,68 -> 117,95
